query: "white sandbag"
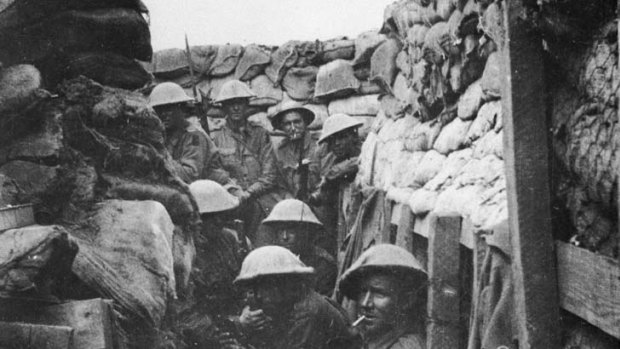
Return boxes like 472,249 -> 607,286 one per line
386,186 -> 414,204
0,64 -> 43,114
408,188 -> 439,214
470,180 -> 508,230
481,52 -> 502,100
433,184 -> 484,217
392,73 -> 412,104
454,155 -> 504,187
358,80 -> 383,95
320,37 -> 355,63
424,148 -> 473,191
71,200 -> 175,327
208,44 -> 244,77
380,94 -> 409,119
404,119 -> 442,152
473,130 -> 503,159
352,30 -> 387,67
265,41 -> 299,85
172,225 -> 195,294
148,48 -> 188,78
413,150 -> 447,187
234,44 -> 271,81
396,51 -> 412,79
493,130 -> 503,159
328,94 -> 380,116
248,111 -> 272,131
466,100 -> 502,144
314,59 -> 360,100
305,103 -> 329,130
249,74 -> 284,107
457,79 -> 484,120
354,116 -> 376,140
433,117 -> 473,154
436,0 -> 457,21
357,131 -> 379,186
406,24 -> 429,48
282,65 -> 318,101
370,38 -> 402,93
391,150 -> 425,188
378,114 -> 415,143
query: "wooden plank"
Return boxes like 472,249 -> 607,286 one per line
413,213 -> 475,250
0,204 -> 35,231
426,214 -> 463,349
556,241 -> 620,339
0,321 -> 73,349
0,298 -> 115,349
392,203 -> 414,251
500,1 -> 561,348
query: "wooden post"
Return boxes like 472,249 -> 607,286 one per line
426,214 -> 462,349
500,1 -> 561,348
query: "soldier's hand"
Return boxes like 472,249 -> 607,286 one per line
239,305 -> 271,333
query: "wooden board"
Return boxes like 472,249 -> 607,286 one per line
500,1 -> 561,348
556,241 -> 620,339
413,213 -> 475,249
426,214 -> 463,349
0,298 -> 115,349
0,204 -> 34,231
0,321 -> 73,349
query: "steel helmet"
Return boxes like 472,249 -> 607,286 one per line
318,113 -> 363,144
338,244 -> 427,299
213,80 -> 256,104
261,199 -> 323,228
148,82 -> 195,108
189,180 -> 239,214
234,246 -> 315,285
270,101 -> 315,130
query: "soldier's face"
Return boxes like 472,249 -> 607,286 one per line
328,131 -> 356,159
273,223 -> 310,255
254,278 -> 298,318
280,112 -> 307,140
223,98 -> 249,122
154,104 -> 189,131
356,273 -> 404,339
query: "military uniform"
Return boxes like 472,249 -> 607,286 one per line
300,245 -> 337,296
272,131 -> 321,198
365,329 -> 425,349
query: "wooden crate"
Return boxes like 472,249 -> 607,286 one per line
0,204 -> 35,231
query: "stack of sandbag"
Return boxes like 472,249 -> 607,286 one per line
0,0 -> 152,89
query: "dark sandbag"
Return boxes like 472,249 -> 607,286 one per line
0,8 -> 152,65
70,199 -> 175,327
282,65 -> 318,101
234,44 -> 271,81
0,225 -> 77,297
208,44 -> 244,77
319,37 -> 355,63
0,64 -> 42,115
62,51 -> 151,90
370,38 -> 402,94
0,161 -> 59,205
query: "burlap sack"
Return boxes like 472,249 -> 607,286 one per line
370,38 -> 402,93
265,41 -> 299,85
453,155 -> 504,187
352,30 -> 386,67
282,65 -> 318,101
457,79 -> 484,120
320,37 -> 355,63
433,117 -> 473,154
466,100 -> 501,144
413,149 -> 447,187
408,188 -> 438,214
479,1 -> 504,48
380,94 -> 409,119
314,59 -> 360,100
436,0 -> 457,21
249,74 -> 283,107
0,64 -> 42,114
423,21 -> 451,65
433,184 -> 483,217
424,148 -> 473,191
189,45 -> 219,74
148,48 -> 188,79
208,44 -> 244,77
396,50 -> 412,79
481,52 -> 502,99
234,44 -> 271,81
328,94 -> 380,116
404,119 -> 443,152
391,149 -> 425,188
472,129 -> 503,159
406,24 -> 429,48
392,73 -> 412,104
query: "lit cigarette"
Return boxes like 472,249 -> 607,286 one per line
352,315 -> 367,327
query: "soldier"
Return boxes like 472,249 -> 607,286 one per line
338,244 -> 427,349
210,80 -> 283,241
309,113 -> 364,256
261,199 -> 337,296
233,246 -> 349,349
148,82 -> 230,184
269,101 -> 321,200
175,180 -> 247,348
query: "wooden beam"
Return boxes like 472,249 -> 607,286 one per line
426,214 -> 463,349
0,322 -> 73,349
413,213 -> 475,249
556,241 -> 620,339
500,1 -> 561,348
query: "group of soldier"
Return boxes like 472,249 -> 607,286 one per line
147,80 -> 428,349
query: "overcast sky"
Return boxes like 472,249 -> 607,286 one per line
143,0 -> 394,51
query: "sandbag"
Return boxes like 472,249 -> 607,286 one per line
234,44 -> 271,81
282,65 -> 318,101
479,1 -> 504,48
370,38 -> 402,93
404,119 -> 443,152
422,21 -> 452,65
172,225 -> 195,294
189,45 -> 219,75
424,148 -> 473,191
0,123 -> 62,165
0,161 -> 59,203
436,0 -> 457,21
481,52 -> 502,99
380,94 -> 409,119
454,155 -> 504,187
197,75 -> 235,102
466,100 -> 501,144
0,64 -> 42,115
328,94 -> 380,116
433,184 -> 483,217
391,149 -> 425,188
208,44 -> 244,77
314,59 -> 360,100
392,73 -> 412,104
406,24 -> 429,48
0,225 -> 77,297
1,8 -> 152,65
354,116 -> 376,140
148,48 -> 188,79
457,79 -> 485,119
357,132 -> 378,186
472,129 -> 503,159
62,51 -> 151,90
249,74 -> 283,107
386,187 -> 414,205
70,200 -> 175,327
352,30 -> 386,67
358,80 -> 383,95
408,188 -> 438,214
433,117 -> 472,154
396,51 -> 412,79
265,41 -> 299,85
305,103 -> 329,130
294,40 -> 321,67
0,174 -> 21,207
413,150 -> 447,187
320,37 -> 355,63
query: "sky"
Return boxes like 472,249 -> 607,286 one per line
142,0 -> 395,51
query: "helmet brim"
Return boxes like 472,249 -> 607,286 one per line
270,107 -> 316,130
318,123 -> 363,144
338,265 -> 427,300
